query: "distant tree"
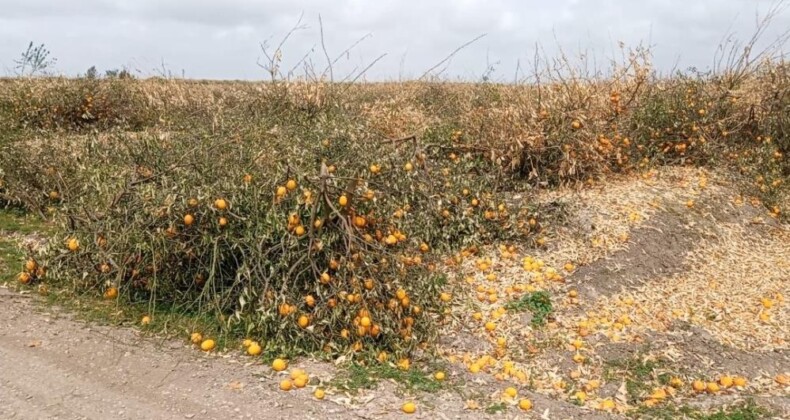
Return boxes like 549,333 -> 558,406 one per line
105,68 -> 134,79
86,65 -> 98,79
14,42 -> 57,76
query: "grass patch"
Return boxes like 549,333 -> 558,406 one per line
0,236 -> 24,282
485,402 -> 507,414
329,361 -> 450,394
702,400 -> 771,420
0,209 -> 46,235
504,291 -> 553,326
632,399 -> 770,420
0,209 -> 47,283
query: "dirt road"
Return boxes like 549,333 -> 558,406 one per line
0,288 -> 355,420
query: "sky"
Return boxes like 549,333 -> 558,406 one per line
0,0 -> 788,81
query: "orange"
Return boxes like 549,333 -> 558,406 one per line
504,387 -> 517,398
214,198 -> 228,210
370,324 -> 381,337
320,272 -> 331,284
434,371 -> 445,381
141,315 -> 151,325
314,388 -> 325,399
67,238 -> 80,252
184,214 -> 194,226
706,382 -> 720,393
518,399 -> 533,411
272,358 -> 288,372
360,316 -> 371,327
733,376 -> 747,387
190,332 -> 203,344
103,287 -> 118,299
18,272 -> 32,284
401,402 -> 416,414
286,179 -> 297,190
276,186 -> 287,197
293,375 -> 308,388
247,342 -> 262,356
339,195 -> 348,207
297,315 -> 310,328
403,162 -> 413,172
305,295 -> 316,307
692,380 -> 705,392
24,259 -> 37,273
279,379 -> 293,391
218,217 -> 228,227
719,375 -> 734,388
289,369 -> 306,380
200,339 -> 215,351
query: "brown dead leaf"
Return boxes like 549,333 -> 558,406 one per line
27,340 -> 42,348
464,400 -> 480,410
228,380 -> 243,390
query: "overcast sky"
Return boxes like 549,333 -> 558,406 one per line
1,0 -> 788,81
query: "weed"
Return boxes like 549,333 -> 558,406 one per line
329,361 -> 449,394
484,402 -> 507,414
631,399 -> 770,420
504,291 -> 553,326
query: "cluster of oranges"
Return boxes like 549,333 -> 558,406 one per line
17,258 -> 45,285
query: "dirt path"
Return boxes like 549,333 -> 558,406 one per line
1,287 -> 597,420
0,288 -> 354,420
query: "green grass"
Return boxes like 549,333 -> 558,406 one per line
0,209 -> 47,283
632,399 -> 770,419
701,400 -> 771,420
484,402 -> 507,414
504,291 -> 553,326
329,361 -> 450,394
0,208 -> 46,234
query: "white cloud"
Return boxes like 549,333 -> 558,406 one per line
0,0 -> 787,80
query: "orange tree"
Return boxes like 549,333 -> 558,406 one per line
30,91 -> 536,358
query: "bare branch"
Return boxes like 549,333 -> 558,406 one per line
419,33 -> 487,80
319,15 -> 333,82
